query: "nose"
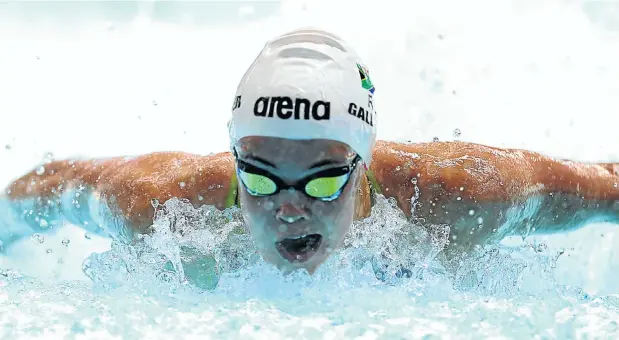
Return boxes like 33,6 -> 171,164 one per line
276,203 -> 309,224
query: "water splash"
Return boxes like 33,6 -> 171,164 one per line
4,194 -> 618,338
75,194 -> 573,300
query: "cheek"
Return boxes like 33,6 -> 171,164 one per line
239,194 -> 270,231
313,183 -> 357,235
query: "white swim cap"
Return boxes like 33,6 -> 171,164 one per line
228,28 -> 377,166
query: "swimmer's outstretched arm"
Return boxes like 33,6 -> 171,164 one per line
2,141 -> 618,252
0,152 -> 235,246
370,141 -> 619,251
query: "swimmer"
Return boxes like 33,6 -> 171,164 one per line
2,28 -> 619,276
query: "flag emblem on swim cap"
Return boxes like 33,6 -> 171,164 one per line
357,63 -> 375,94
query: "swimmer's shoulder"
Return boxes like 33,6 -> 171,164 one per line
369,140 -> 525,215
368,141 -> 434,215
126,151 -> 236,210
93,151 -> 236,228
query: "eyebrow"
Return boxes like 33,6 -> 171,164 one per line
309,159 -> 340,169
245,155 -> 278,169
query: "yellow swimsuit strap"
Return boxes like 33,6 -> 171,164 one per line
224,169 -> 382,209
364,169 -> 382,197
224,171 -> 239,209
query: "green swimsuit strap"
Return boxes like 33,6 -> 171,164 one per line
224,171 -> 239,209
224,169 -> 382,209
364,169 -> 382,196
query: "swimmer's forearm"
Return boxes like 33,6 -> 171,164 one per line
516,159 -> 619,234
532,158 -> 619,201
1,158 -> 135,247
3,152 -> 237,244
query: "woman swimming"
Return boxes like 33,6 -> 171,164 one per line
2,28 -> 619,276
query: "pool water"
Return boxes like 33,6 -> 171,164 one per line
2,0 -> 619,338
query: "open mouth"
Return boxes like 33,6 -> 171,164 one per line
276,234 -> 323,263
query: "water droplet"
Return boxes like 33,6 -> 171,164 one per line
477,217 -> 484,224
453,128 -> 461,138
198,195 -> 204,201
614,183 -> 618,188
456,196 -> 462,201
395,166 -> 401,171
535,243 -> 547,253
264,200 -> 275,211
46,248 -> 53,254
61,238 -> 70,247
31,233 -> 45,244
459,187 -> 464,191
179,182 -> 186,189
84,233 -> 91,240
36,166 -> 45,175
468,209 -> 475,216
432,137 -> 440,142
43,152 -> 54,163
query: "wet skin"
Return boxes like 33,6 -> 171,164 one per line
234,137 -> 363,274
3,138 -> 619,273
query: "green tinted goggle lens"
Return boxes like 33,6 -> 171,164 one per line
304,175 -> 350,198
235,155 -> 360,201
238,170 -> 350,199
237,171 -> 277,195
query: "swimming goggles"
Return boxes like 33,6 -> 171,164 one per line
235,154 -> 361,201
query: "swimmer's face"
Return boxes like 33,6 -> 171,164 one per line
234,136 -> 363,274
